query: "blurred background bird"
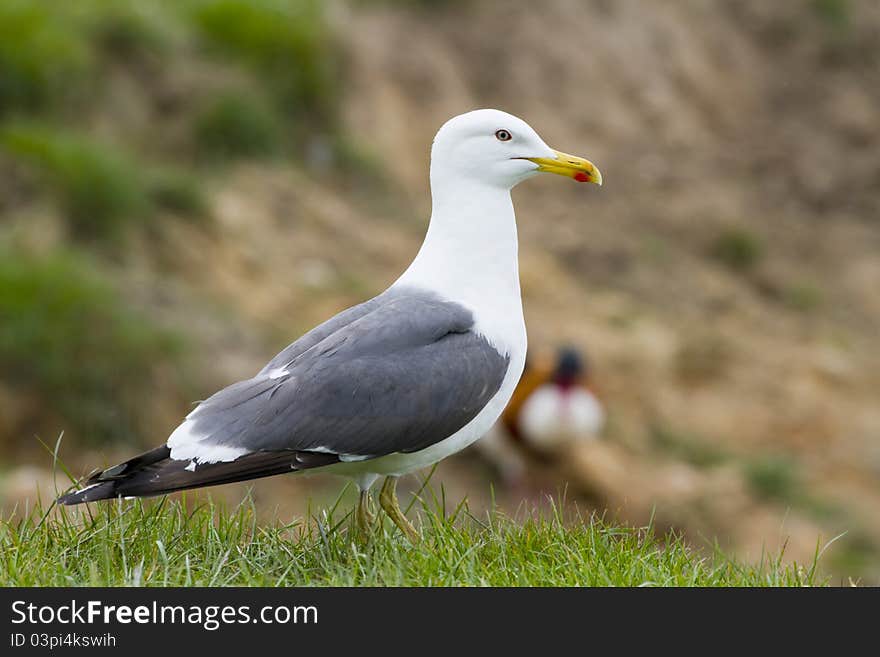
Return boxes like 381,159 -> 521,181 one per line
476,347 -> 605,486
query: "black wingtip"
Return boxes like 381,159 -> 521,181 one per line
55,446 -> 346,505
56,491 -> 83,505
56,481 -> 118,505
56,446 -> 174,505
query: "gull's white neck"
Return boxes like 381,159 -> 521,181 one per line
393,174 -> 526,354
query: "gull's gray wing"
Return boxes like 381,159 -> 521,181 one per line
56,288 -> 512,504
169,288 -> 511,463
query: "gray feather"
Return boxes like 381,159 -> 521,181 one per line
257,292 -> 389,376
181,287 -> 510,459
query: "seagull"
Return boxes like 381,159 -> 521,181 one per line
57,109 -> 602,543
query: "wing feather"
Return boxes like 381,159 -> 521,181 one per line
169,288 -> 510,464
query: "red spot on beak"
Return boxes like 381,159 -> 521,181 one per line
574,171 -> 590,183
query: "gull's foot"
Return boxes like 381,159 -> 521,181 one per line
378,476 -> 420,545
355,489 -> 377,540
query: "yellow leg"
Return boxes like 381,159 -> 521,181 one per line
378,476 -> 420,544
356,489 -> 376,537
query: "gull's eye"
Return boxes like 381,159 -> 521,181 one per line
495,129 -> 512,142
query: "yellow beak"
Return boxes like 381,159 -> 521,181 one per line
525,149 -> 602,185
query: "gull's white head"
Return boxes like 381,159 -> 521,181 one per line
430,108 -> 602,191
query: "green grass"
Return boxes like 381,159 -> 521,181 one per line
190,0 -> 338,127
745,456 -> 800,502
1,124 -> 150,242
0,1 -> 92,117
194,95 -> 284,160
80,1 -> 170,60
0,248 -> 186,445
0,0 -> 365,236
146,168 -> 210,218
2,124 -> 209,240
0,486 -> 828,586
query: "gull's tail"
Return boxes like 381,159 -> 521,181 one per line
56,446 -> 340,505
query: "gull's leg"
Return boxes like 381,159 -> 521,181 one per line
356,488 -> 376,537
353,474 -> 379,539
378,476 -> 420,544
